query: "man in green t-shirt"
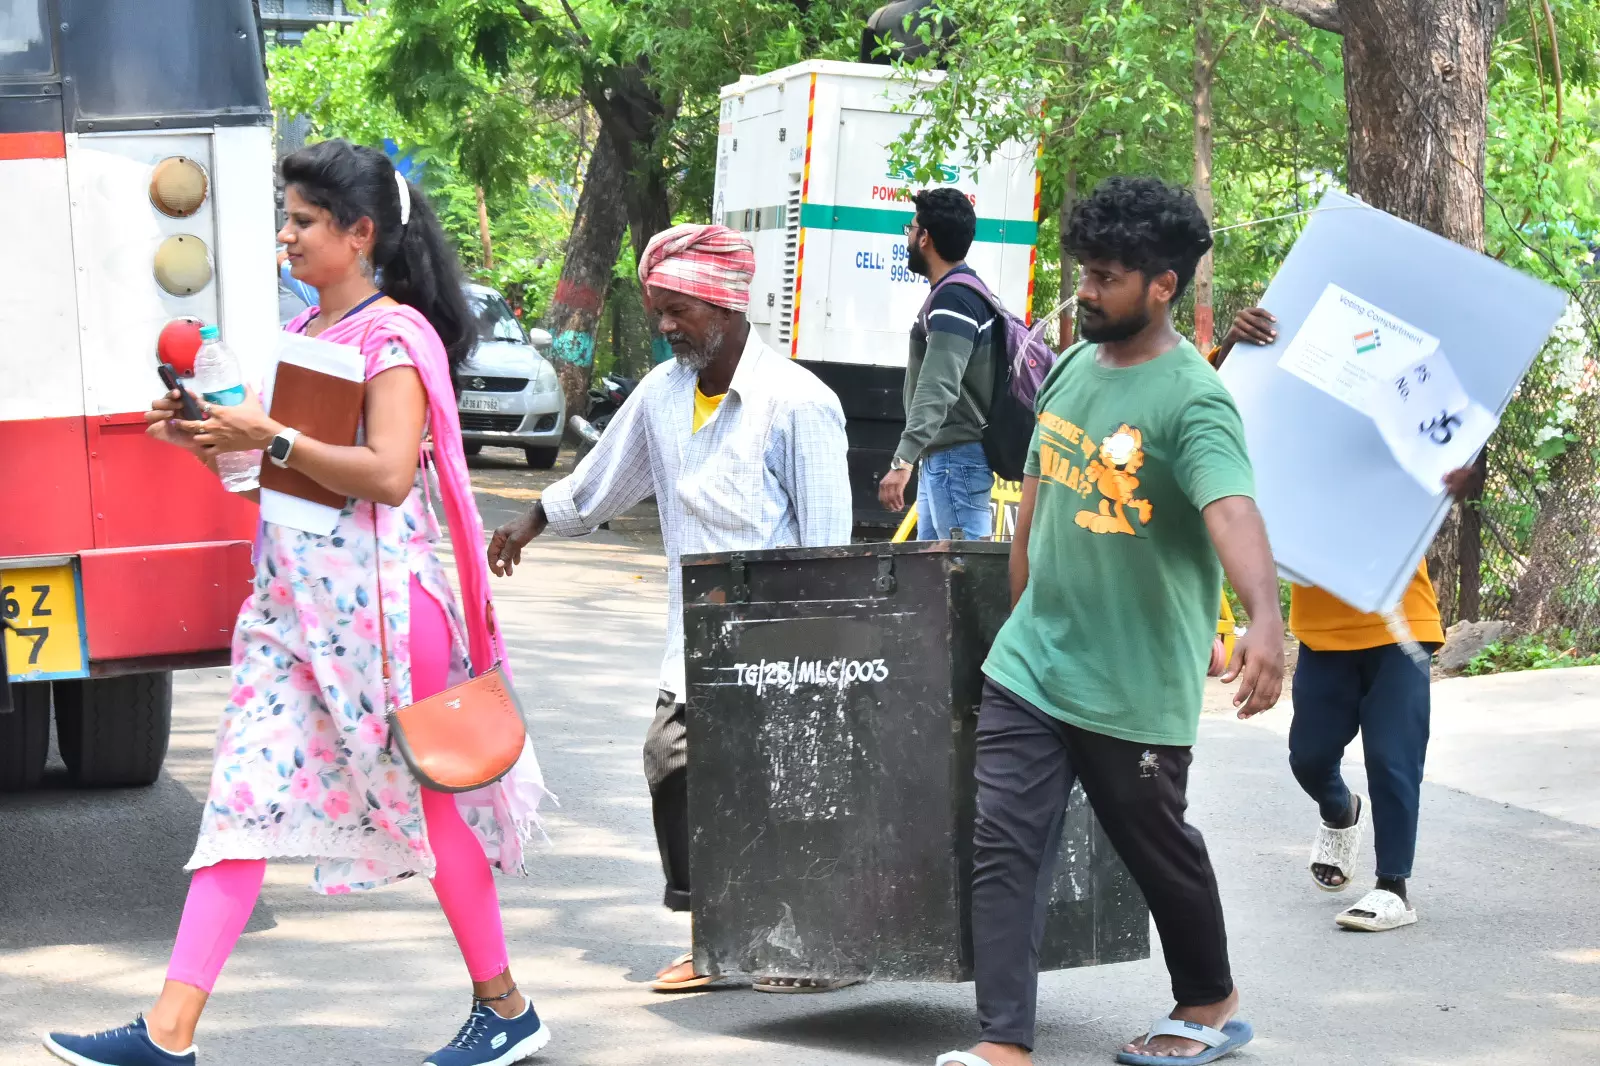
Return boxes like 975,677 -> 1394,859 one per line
939,179 -> 1286,1066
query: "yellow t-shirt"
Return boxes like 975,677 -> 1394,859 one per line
1289,562 -> 1445,651
693,385 -> 726,433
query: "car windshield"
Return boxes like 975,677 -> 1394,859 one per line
468,290 -> 526,344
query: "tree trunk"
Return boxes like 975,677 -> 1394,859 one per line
1512,482 -> 1600,633
543,130 -> 631,419
1339,0 -> 1504,248
1192,14 -> 1217,351
1058,169 -> 1077,345
585,62 -> 677,265
474,186 -> 494,270
1336,0 -> 1509,621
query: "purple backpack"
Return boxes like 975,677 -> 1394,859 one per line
917,272 -> 1058,481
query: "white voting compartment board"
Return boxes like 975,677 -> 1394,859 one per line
1218,190 -> 1567,614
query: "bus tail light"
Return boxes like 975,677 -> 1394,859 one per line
149,156 -> 209,218
153,233 -> 213,296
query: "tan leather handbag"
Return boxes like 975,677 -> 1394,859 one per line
371,504 -> 527,793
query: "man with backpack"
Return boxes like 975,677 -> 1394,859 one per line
879,188 -> 1001,538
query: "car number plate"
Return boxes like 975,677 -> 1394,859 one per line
3,562 -> 89,682
461,395 -> 501,413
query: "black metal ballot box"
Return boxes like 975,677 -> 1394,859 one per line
681,542 -> 1149,982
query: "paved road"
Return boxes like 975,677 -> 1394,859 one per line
3,455 -> 1598,1064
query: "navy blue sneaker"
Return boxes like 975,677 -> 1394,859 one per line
424,998 -> 550,1066
43,1017 -> 196,1066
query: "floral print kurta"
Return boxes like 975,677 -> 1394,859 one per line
186,341 -> 536,894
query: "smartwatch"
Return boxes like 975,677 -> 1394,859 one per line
268,427 -> 301,468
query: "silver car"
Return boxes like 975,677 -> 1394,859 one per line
457,284 -> 566,468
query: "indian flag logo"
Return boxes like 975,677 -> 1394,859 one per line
1354,328 -> 1381,355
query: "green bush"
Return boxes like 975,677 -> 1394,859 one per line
1462,632 -> 1600,676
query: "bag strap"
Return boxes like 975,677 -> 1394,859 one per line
373,500 -> 396,714
917,271 -> 1002,426
918,269 -> 995,331
370,483 -> 503,715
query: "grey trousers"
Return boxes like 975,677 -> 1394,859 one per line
643,690 -> 690,912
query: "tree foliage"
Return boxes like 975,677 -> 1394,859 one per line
268,8 -> 583,320
892,0 -> 1600,631
376,0 -> 876,253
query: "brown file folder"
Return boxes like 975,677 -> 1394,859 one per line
258,362 -> 365,509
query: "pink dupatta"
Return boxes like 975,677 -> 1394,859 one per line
287,304 -> 507,678
285,303 -> 546,869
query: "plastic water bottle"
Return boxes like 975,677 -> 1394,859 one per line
190,324 -> 260,493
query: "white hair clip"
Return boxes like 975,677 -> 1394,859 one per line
395,170 -> 412,227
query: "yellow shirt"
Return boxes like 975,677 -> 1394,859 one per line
1289,562 -> 1445,651
692,385 -> 727,433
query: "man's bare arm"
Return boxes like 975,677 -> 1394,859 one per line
1008,476 -> 1040,609
1202,494 -> 1286,717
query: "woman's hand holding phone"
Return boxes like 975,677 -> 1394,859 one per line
174,387 -> 281,454
146,389 -> 212,459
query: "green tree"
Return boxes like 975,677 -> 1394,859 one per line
375,0 -> 875,410
895,0 -> 1599,630
886,0 -> 1345,341
268,13 -> 583,304
1266,0 -> 1600,622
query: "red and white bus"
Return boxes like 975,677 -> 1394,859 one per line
0,0 -> 276,789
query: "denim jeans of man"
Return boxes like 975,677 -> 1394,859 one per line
1288,643 -> 1432,880
917,440 -> 994,540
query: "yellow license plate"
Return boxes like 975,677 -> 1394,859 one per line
3,563 -> 88,681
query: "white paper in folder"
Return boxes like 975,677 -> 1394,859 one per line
1217,190 -> 1567,614
257,331 -> 365,536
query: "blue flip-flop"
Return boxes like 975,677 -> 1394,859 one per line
1114,1018 -> 1254,1065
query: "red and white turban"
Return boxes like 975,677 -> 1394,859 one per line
638,223 -> 755,312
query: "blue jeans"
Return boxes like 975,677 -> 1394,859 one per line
916,441 -> 994,540
1288,644 -> 1432,879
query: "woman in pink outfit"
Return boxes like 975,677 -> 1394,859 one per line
45,140 -> 549,1066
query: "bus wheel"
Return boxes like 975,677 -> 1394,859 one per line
0,682 -> 52,791
54,672 -> 173,788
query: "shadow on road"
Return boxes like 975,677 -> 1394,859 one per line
0,757 -> 276,951
648,992 -> 977,1065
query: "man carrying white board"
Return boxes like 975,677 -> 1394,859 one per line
1213,307 -> 1480,933
939,178 -> 1285,1066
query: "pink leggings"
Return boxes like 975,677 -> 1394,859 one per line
166,576 -> 511,993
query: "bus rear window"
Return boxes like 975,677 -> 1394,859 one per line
60,0 -> 268,125
0,0 -> 53,77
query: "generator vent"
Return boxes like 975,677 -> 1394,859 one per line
778,183 -> 803,346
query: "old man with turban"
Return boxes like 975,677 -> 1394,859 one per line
488,224 -> 852,992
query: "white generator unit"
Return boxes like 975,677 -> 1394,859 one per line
713,60 -> 1039,526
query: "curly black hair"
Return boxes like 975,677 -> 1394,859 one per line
912,187 -> 976,262
1065,177 -> 1214,302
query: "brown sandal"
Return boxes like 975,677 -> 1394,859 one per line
651,952 -> 721,993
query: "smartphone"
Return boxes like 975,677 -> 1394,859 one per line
157,363 -> 206,422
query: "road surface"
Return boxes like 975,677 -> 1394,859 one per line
3,446 -> 1597,1065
